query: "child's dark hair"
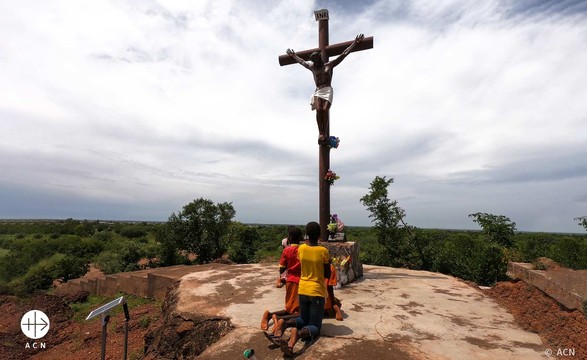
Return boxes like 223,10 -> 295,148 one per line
305,221 -> 321,242
288,227 -> 303,244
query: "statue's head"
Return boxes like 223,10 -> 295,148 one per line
309,51 -> 323,66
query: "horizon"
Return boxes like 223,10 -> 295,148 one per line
1,217 -> 585,236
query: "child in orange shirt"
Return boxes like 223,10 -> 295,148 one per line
261,227 -> 302,332
324,263 -> 343,321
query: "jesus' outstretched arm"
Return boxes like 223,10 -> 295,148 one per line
286,49 -> 312,70
326,34 -> 364,68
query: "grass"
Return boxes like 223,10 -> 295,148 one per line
129,350 -> 143,360
138,314 -> 152,329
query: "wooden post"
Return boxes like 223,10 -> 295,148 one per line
318,15 -> 330,242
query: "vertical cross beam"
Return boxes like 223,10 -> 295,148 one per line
317,11 -> 330,242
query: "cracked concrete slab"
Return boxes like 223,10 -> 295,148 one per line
176,263 -> 545,359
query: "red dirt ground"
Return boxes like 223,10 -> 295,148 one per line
0,293 -> 162,360
484,280 -> 587,360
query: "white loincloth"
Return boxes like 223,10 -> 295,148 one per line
310,86 -> 333,110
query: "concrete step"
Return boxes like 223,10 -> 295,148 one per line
507,262 -> 586,313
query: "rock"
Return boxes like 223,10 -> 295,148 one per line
143,283 -> 234,360
320,241 -> 363,287
59,290 -> 90,304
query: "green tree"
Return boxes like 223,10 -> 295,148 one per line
119,225 -> 148,239
468,212 -> 517,247
8,253 -> 89,295
548,236 -> 587,269
360,176 -> 416,267
164,198 -> 235,264
575,216 -> 587,232
155,225 -> 179,266
226,222 -> 258,264
94,251 -> 125,274
52,254 -> 89,281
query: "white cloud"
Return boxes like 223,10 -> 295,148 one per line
0,0 -> 586,232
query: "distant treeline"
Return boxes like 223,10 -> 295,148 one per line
0,216 -> 586,297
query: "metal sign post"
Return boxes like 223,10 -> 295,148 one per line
86,296 -> 131,360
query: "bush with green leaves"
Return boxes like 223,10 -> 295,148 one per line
47,235 -> 104,259
93,251 -> 125,275
226,223 -> 259,264
514,233 -> 554,262
427,232 -> 507,286
8,253 -> 88,296
159,198 -> 235,265
119,225 -> 148,239
468,212 -> 517,247
93,240 -> 145,274
0,248 -> 15,283
548,236 -> 587,269
475,243 -> 508,285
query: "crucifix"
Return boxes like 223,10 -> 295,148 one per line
279,9 -> 374,242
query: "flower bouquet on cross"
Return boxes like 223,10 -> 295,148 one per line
327,136 -> 340,149
325,169 -> 340,185
328,214 -> 345,238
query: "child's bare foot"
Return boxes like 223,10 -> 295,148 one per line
271,314 -> 279,334
288,327 -> 299,349
274,319 -> 285,337
334,304 -> 343,321
260,310 -> 270,330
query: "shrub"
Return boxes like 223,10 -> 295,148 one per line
139,315 -> 152,329
548,237 -> 587,269
119,226 -> 148,239
8,253 -> 88,295
94,251 -> 125,275
226,223 -> 258,264
514,233 -> 554,262
163,198 -> 235,264
474,244 -> 507,285
93,231 -> 115,242
428,233 -> 507,286
53,254 -> 89,281
468,212 -> 516,247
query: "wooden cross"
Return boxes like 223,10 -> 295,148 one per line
279,9 -> 373,241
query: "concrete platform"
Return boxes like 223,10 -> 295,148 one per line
174,264 -> 545,359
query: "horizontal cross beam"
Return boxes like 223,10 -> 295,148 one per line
278,36 -> 373,66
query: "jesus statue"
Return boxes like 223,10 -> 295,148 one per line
286,34 -> 365,144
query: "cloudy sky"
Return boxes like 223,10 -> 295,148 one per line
1,0 -> 586,233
